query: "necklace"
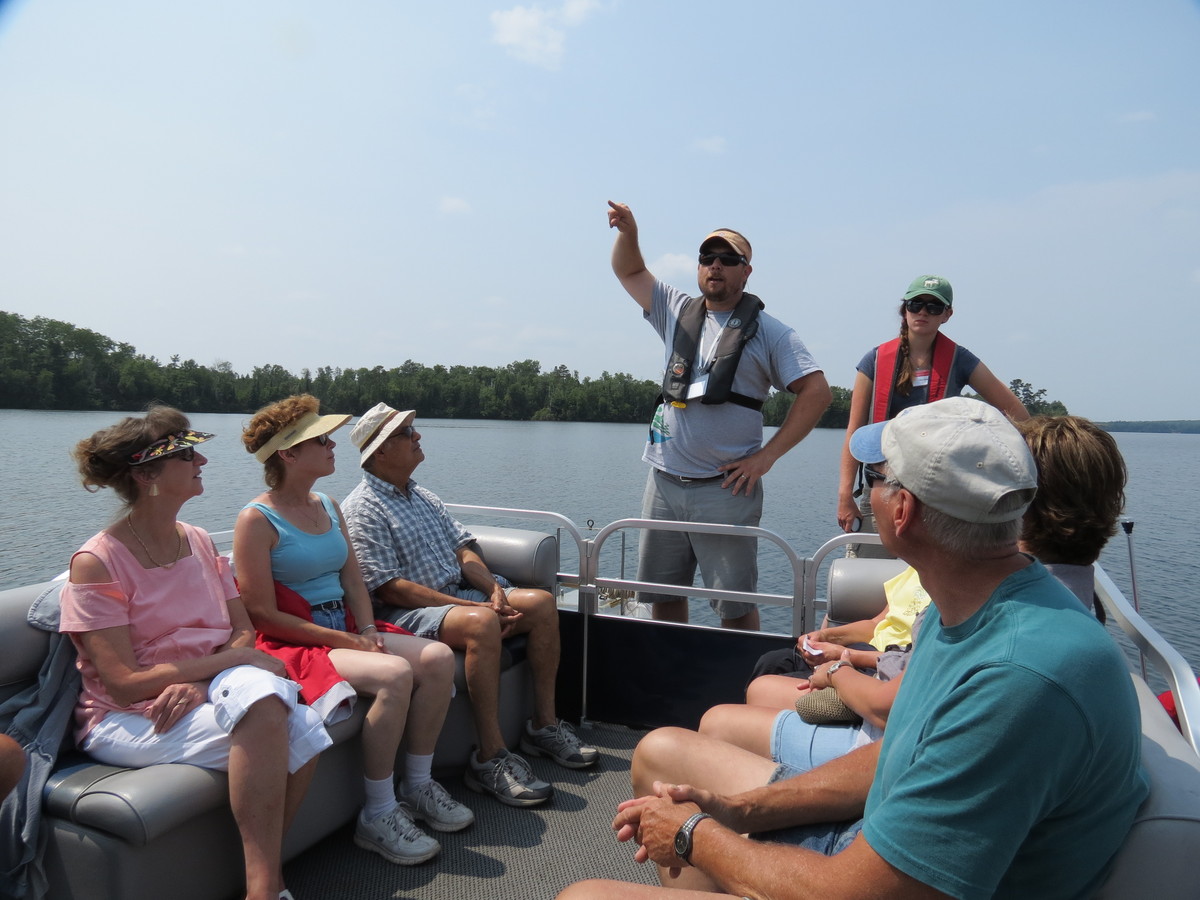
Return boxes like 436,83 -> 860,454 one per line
126,512 -> 185,568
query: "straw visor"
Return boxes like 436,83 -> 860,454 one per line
848,397 -> 1037,524
252,410 -> 352,463
349,403 -> 416,467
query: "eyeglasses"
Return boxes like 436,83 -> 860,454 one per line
165,447 -> 197,462
698,251 -> 747,267
905,298 -> 948,316
862,465 -> 889,488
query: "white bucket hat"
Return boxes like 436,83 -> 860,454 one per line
350,403 -> 416,467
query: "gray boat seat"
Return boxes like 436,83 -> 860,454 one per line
824,557 -> 909,627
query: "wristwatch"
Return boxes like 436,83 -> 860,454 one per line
674,812 -> 712,864
826,660 -> 852,678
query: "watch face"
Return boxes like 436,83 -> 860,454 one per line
674,829 -> 689,858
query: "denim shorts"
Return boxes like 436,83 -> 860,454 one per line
752,763 -> 864,854
770,709 -> 862,774
384,580 -> 514,640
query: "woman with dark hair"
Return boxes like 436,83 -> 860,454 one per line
836,275 -> 1029,535
61,407 -> 328,900
234,395 -> 468,869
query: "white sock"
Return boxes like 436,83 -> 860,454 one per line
362,774 -> 396,822
405,752 -> 434,792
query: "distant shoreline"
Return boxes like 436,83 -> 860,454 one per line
1094,421 -> 1200,435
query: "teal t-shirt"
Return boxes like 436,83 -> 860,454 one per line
863,560 -> 1148,900
244,493 -> 347,607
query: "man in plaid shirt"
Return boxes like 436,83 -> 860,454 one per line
343,403 -> 597,808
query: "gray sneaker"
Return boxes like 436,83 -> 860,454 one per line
464,748 -> 553,807
401,779 -> 475,832
354,804 -> 440,865
520,719 -> 599,769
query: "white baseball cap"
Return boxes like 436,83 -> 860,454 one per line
849,397 -> 1037,524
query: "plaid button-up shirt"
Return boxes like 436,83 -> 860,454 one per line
343,472 -> 474,595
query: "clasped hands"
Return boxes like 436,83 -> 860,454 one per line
612,780 -> 727,876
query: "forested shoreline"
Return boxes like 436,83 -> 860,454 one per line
10,310 -> 1182,430
0,310 -> 852,427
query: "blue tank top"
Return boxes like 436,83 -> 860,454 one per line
243,493 -> 347,607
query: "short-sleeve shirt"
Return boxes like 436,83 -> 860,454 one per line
342,472 -> 474,594
857,340 -> 980,419
643,281 -> 822,478
58,524 -> 237,742
863,561 -> 1148,899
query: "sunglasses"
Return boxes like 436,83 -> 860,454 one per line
905,298 -> 948,316
698,251 -> 747,267
312,433 -> 331,446
862,465 -> 889,488
165,447 -> 197,462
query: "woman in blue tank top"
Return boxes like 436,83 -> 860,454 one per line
234,395 -> 474,867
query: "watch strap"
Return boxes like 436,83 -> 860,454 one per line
675,812 -> 713,864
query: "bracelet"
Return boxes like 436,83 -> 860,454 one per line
358,624 -> 378,635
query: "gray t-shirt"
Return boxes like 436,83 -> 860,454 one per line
642,281 -> 822,478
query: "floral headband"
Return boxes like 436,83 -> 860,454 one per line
128,430 -> 215,465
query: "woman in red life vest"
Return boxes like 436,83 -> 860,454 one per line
836,275 -> 1029,534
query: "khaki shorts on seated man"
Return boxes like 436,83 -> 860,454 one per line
342,403 -> 597,808
559,397 -> 1148,900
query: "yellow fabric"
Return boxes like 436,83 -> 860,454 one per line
870,566 -> 930,651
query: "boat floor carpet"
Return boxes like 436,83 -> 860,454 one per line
282,722 -> 658,900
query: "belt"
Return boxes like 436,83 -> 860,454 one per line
310,599 -> 344,613
655,469 -> 724,485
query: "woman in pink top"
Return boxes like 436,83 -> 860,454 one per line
59,406 -> 330,900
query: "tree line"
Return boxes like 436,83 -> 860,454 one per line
2,310 -> 1072,426
0,311 -> 858,426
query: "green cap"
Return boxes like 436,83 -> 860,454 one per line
903,274 -> 953,307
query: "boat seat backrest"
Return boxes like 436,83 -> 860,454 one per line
825,557 -> 909,628
0,581 -> 55,702
1095,676 -> 1200,897
469,525 -> 558,591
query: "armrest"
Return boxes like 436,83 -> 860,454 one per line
468,526 -> 558,592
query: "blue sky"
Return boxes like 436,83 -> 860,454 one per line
1,0 -> 1197,420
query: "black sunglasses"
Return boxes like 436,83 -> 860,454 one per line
862,465 -> 889,488
905,298 -> 948,316
165,447 -> 197,462
698,251 -> 747,267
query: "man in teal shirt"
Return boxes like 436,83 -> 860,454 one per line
567,398 -> 1147,900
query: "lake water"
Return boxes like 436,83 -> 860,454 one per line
2,410 -> 1197,687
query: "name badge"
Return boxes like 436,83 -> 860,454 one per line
686,375 -> 708,399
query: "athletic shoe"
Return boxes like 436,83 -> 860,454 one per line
520,719 -> 599,769
354,804 -> 440,865
464,748 -> 553,807
401,779 -> 475,832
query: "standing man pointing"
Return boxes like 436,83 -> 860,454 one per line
607,201 -> 831,629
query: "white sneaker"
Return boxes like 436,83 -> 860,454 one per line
401,779 -> 475,832
464,748 -> 553,807
354,804 -> 440,865
520,719 -> 599,769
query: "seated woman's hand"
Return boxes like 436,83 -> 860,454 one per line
148,681 -> 206,734
227,646 -> 289,677
803,638 -> 843,666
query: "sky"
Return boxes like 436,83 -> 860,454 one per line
1,0 -> 1198,421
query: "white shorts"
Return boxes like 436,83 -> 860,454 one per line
83,665 -> 332,774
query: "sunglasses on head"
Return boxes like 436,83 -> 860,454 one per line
698,251 -> 747,267
905,298 -> 948,316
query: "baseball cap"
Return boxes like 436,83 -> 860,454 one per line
699,228 -> 752,263
849,397 -> 1037,524
903,274 -> 953,307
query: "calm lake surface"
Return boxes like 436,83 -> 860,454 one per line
2,410 -> 1197,687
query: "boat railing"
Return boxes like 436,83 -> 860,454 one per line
1093,564 -> 1200,754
